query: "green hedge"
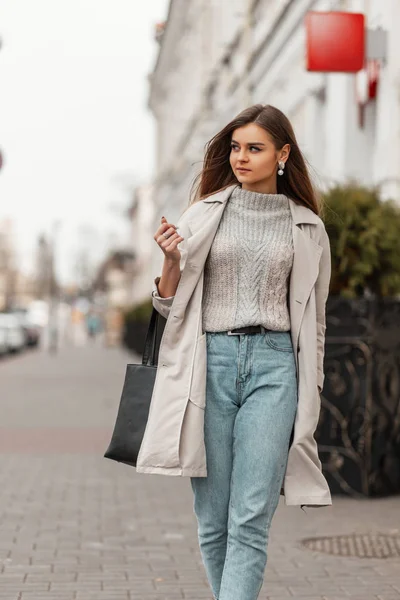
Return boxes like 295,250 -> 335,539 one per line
323,183 -> 400,298
124,298 -> 153,324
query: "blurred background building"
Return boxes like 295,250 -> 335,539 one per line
127,183 -> 156,305
0,218 -> 18,311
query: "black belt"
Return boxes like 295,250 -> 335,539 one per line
227,325 -> 268,335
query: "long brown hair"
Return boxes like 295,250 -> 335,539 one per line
189,104 -> 320,215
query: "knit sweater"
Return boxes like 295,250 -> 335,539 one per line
202,185 -> 294,332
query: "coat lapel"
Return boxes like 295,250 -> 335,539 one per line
176,184 -> 323,366
173,187 -> 233,304
289,224 -> 322,367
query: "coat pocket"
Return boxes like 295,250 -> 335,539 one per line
188,333 -> 207,409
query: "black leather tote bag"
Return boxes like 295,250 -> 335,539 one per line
104,306 -> 164,467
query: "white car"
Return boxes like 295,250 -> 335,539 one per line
11,309 -> 41,347
0,314 -> 25,353
0,323 -> 7,356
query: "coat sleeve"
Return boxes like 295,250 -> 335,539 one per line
315,224 -> 331,393
151,211 -> 192,320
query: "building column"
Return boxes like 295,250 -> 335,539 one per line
372,0 -> 400,202
323,73 -> 353,184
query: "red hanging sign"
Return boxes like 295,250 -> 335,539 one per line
305,11 -> 365,72
356,59 -> 380,127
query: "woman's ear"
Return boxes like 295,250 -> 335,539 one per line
279,143 -> 291,162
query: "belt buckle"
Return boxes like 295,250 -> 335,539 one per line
227,325 -> 267,335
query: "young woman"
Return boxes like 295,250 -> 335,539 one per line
136,104 -> 332,600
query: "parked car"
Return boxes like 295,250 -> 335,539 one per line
0,314 -> 25,353
0,321 -> 7,356
11,309 -> 40,347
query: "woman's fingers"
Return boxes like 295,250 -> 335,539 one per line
164,234 -> 184,251
153,215 -> 184,261
154,216 -> 179,241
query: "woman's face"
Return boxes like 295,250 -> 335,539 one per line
229,123 -> 289,190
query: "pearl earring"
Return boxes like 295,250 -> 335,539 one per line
278,161 -> 285,176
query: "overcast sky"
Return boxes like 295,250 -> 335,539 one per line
0,0 -> 169,284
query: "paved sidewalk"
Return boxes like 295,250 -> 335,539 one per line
0,344 -> 399,600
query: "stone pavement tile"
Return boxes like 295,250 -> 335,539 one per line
308,581 -> 344,590
363,578 -> 400,584
52,565 -> 102,573
274,597 -> 325,600
75,594 -> 129,600
262,586 -> 295,594
50,581 -> 102,591
322,597 -> 380,600
180,585 -> 210,595
103,583 -> 150,592
129,597 -> 184,600
20,596 -> 75,600
148,570 -> 179,579
0,574 -> 26,583
4,583 -> 50,592
263,593 -> 296,600
0,586 -> 26,595
2,565 -> 52,574
342,586 -> 400,596
180,593 -> 212,599
289,587 -> 339,596
26,573 -> 76,582
263,596 -> 299,600
375,567 -> 400,576
319,588 -> 361,596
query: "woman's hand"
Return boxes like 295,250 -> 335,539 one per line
154,216 -> 184,264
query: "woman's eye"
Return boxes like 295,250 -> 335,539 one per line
230,145 -> 260,152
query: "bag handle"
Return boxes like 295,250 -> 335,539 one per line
142,306 -> 162,367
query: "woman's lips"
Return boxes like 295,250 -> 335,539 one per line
237,167 -> 251,172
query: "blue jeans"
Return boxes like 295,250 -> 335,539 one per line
190,330 -> 298,600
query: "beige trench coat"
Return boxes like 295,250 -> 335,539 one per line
136,184 -> 332,507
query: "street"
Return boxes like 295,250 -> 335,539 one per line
0,344 -> 399,600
